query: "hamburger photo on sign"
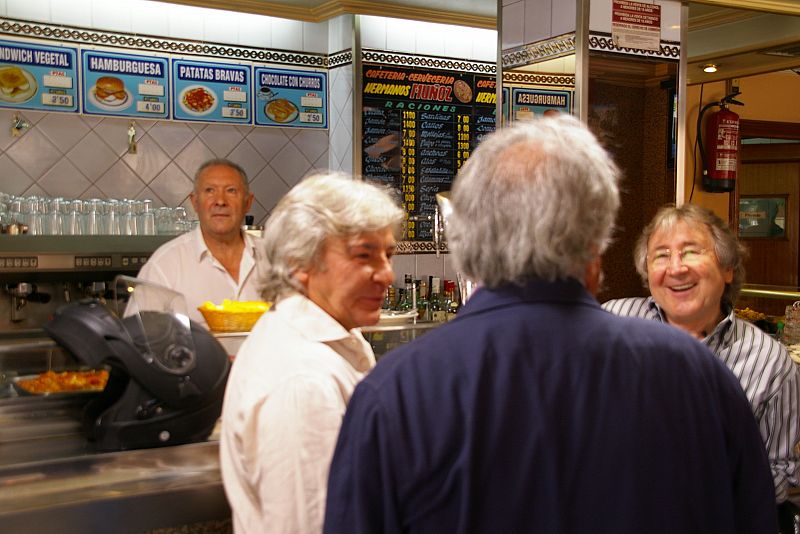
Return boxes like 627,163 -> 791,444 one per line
92,76 -> 130,108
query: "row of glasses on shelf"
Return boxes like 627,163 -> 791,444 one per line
0,193 -> 197,236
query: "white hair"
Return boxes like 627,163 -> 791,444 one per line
448,115 -> 620,287
260,173 -> 404,301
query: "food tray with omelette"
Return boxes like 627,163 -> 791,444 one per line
12,369 -> 109,397
198,300 -> 271,332
0,64 -> 38,103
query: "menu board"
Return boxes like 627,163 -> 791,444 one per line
253,67 -> 327,128
511,88 -> 572,121
362,64 -> 496,241
81,50 -> 169,119
0,39 -> 78,113
172,59 -> 250,123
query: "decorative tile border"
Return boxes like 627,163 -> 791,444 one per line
396,240 -> 448,255
0,18 -> 327,67
328,49 -> 353,68
502,72 -> 575,87
502,34 -> 575,69
589,32 -> 680,60
502,32 -> 680,69
363,49 -> 495,74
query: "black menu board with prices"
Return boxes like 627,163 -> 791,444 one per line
362,64 -> 496,245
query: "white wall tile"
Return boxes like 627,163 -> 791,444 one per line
272,18 -> 303,51
416,254 -> 445,279
51,0 -> 91,27
415,25 -> 445,56
6,0 -> 49,22
659,0 -> 682,42
385,18 -> 416,54
91,0 -> 132,33
328,14 -> 353,53
303,21 -> 328,54
360,15 -> 387,50
130,1 -> 168,36
167,4 -> 204,41
524,0 -> 551,44
444,31 -> 473,60
502,1 -> 525,50
0,0 -> 7,17
552,0 -> 576,36
471,29 -> 498,62
203,10 -> 239,45
589,0 -> 613,34
239,15 -> 271,48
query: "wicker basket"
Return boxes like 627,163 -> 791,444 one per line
198,308 -> 267,333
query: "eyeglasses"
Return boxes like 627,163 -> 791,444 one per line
648,247 -> 708,269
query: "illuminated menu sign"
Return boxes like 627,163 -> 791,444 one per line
81,50 -> 169,118
362,64 -> 496,241
253,67 -> 327,128
172,59 -> 250,123
0,39 -> 78,112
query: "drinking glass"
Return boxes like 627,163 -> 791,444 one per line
121,199 -> 138,236
139,199 -> 156,235
64,200 -> 83,235
84,198 -> 103,236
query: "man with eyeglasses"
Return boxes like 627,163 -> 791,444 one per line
604,203 -> 800,512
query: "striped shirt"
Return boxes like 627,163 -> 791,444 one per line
603,296 -> 800,503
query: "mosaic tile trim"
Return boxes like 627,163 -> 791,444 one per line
589,33 -> 680,60
503,32 -> 680,68
328,49 -> 353,68
502,34 -> 575,69
0,18 -> 326,67
363,49 -> 495,75
502,72 -> 575,87
396,240 -> 448,255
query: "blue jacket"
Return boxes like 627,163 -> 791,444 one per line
324,277 -> 776,534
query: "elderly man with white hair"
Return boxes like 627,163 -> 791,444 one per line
323,116 -> 777,534
219,173 -> 404,534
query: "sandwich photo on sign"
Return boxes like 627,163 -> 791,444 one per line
0,64 -> 37,103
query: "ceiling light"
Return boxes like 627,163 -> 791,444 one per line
703,63 -> 718,73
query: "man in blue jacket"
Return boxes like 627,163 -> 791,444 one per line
323,116 -> 777,534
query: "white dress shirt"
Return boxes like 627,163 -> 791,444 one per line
136,227 -> 262,325
219,294 -> 376,534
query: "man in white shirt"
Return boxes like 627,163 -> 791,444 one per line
137,158 -> 262,325
219,173 -> 404,534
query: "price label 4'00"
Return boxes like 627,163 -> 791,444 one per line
300,112 -> 322,124
41,93 -> 73,107
137,101 -> 165,114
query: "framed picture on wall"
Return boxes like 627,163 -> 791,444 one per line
739,196 -> 787,238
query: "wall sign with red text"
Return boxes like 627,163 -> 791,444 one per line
362,63 -> 496,242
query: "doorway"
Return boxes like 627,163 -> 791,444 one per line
733,120 -> 800,315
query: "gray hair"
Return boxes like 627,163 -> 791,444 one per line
448,115 -> 620,287
260,173 -> 405,301
633,203 -> 748,308
194,158 -> 249,194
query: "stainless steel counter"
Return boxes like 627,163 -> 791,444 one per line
0,439 -> 229,534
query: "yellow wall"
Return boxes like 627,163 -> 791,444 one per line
684,71 -> 800,219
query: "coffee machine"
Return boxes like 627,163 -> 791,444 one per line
0,234 -> 173,333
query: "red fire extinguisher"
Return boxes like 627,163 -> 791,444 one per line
698,92 -> 744,193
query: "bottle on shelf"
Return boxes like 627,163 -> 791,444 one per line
417,278 -> 429,321
429,277 -> 447,323
395,274 -> 416,313
443,279 -> 459,320
381,287 -> 393,310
